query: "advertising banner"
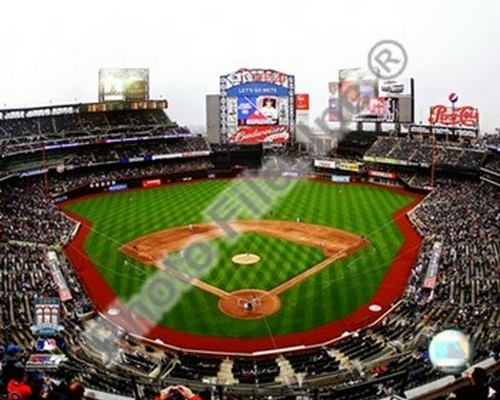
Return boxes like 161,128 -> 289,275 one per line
295,94 -> 310,111
428,105 -> 479,127
335,68 -> 413,123
368,170 -> 397,180
142,179 -> 161,188
109,183 -> 128,192
337,162 -> 360,172
314,159 -> 336,169
353,97 -> 397,122
31,296 -> 64,336
227,125 -> 289,144
331,175 -> 351,183
423,242 -> 442,289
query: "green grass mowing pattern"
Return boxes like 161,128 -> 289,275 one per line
64,179 -> 416,338
165,232 -> 326,292
66,180 -> 233,300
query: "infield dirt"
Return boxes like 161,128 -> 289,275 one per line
120,220 -> 368,319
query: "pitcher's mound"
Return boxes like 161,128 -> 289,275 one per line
219,289 -> 281,319
231,253 -> 260,265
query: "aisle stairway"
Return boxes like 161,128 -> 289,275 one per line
216,357 -> 238,385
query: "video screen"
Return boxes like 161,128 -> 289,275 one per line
99,68 -> 149,103
353,97 -> 397,122
237,95 -> 281,126
224,76 -> 293,144
337,68 -> 413,123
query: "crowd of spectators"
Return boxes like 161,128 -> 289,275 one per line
0,136 -> 499,399
483,154 -> 500,175
484,133 -> 500,149
364,137 -> 488,170
364,137 -> 399,159
312,178 -> 500,395
0,242 -> 93,343
0,180 -> 76,245
0,108 -> 191,156
401,179 -> 500,365
66,137 -> 210,167
49,158 -> 215,195
412,179 -> 499,309
261,154 -> 312,172
3,178 -> 498,397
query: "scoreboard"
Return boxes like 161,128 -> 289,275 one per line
98,68 -> 149,103
219,68 -> 295,145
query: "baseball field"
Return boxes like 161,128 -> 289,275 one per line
62,178 -> 423,353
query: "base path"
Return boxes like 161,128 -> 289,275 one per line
120,219 -> 367,262
270,251 -> 346,296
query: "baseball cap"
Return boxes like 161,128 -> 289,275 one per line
6,344 -> 21,355
471,367 -> 487,385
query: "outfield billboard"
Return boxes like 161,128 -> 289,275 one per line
336,68 -> 414,123
339,68 -> 378,122
428,105 -> 479,128
378,77 -> 412,98
353,97 -> 397,122
368,170 -> 397,180
294,94 -> 310,111
314,159 -> 336,169
98,68 -> 149,103
220,68 -> 295,145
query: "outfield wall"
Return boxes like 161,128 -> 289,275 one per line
52,169 -> 239,204
52,167 -> 320,204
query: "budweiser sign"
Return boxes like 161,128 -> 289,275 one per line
228,125 -> 290,144
428,105 -> 479,127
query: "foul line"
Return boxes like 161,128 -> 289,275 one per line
270,251 -> 347,296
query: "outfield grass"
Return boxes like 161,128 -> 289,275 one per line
64,179 -> 417,338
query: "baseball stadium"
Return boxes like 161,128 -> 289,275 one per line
0,67 -> 499,400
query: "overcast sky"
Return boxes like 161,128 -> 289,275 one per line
1,0 -> 499,133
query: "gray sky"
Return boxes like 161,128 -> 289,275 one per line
1,0 -> 499,133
